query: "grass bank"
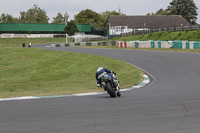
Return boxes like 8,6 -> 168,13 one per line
0,38 -> 66,47
0,47 -> 142,98
111,30 -> 200,41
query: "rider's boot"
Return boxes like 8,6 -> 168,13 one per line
116,86 -> 121,97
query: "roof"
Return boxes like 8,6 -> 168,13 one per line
110,15 -> 190,29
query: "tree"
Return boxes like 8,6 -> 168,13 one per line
19,4 -> 49,23
19,11 -> 26,23
101,10 -> 125,29
74,9 -> 104,30
167,0 -> 198,24
64,20 -> 79,35
0,13 -> 19,23
52,12 -> 68,24
147,8 -> 169,16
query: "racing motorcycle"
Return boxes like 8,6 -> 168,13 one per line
99,72 -> 121,97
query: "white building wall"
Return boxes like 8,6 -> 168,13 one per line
109,26 -> 133,35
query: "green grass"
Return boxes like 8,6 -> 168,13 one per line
0,47 -> 142,98
111,30 -> 200,41
0,38 -> 66,47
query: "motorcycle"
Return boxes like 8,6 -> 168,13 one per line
98,72 -> 121,97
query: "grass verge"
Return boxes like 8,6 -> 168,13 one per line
111,30 -> 200,41
0,47 -> 142,98
0,38 -> 66,47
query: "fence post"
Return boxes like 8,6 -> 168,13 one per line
181,24 -> 183,32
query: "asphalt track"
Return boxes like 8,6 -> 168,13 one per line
0,45 -> 200,133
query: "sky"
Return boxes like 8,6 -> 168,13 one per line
0,0 -> 199,24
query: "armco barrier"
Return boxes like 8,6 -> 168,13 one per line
51,41 -> 117,47
189,42 -> 194,49
139,41 -> 151,48
55,44 -> 60,47
86,42 -> 92,46
91,42 -> 98,46
186,42 -> 190,49
117,41 -> 121,48
117,41 -> 127,48
60,43 -> 65,47
193,42 -> 200,49
151,41 -> 155,48
115,41 -> 198,49
49,41 -> 199,49
65,44 -> 70,47
127,41 -> 135,48
134,42 -> 139,48
80,42 -> 86,46
75,43 -> 80,46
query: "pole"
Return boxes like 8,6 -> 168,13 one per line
66,33 -> 68,43
65,12 -> 68,43
65,13 -> 67,25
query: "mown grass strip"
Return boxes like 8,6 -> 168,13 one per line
110,30 -> 200,42
0,38 -> 66,47
0,47 -> 142,98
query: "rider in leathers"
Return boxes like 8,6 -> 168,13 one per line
95,67 -> 113,88
95,67 -> 121,97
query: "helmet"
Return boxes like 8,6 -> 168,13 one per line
97,66 -> 103,72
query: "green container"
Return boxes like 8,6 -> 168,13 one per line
172,42 -> 177,48
177,41 -> 182,49
186,42 -> 190,49
75,43 -> 80,46
158,41 -> 161,48
102,42 -> 107,46
193,42 -> 200,49
151,41 -> 155,48
86,42 -> 92,46
134,42 -> 139,48
111,41 -> 116,46
56,44 -> 60,47
98,42 -> 101,46
65,43 -> 70,47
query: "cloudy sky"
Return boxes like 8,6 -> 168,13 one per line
0,0 -> 199,23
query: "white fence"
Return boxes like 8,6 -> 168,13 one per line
0,34 -> 54,38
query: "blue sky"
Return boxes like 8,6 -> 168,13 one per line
0,0 -> 199,24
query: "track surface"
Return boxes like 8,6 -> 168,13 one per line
0,45 -> 200,133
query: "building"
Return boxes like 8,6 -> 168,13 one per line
109,15 -> 190,35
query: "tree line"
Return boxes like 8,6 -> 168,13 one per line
0,0 -> 198,34
0,4 -> 124,29
147,0 -> 198,25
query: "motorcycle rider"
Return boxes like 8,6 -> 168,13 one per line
95,67 -> 120,96
95,66 -> 113,88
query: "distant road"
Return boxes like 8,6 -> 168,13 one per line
0,45 -> 200,133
